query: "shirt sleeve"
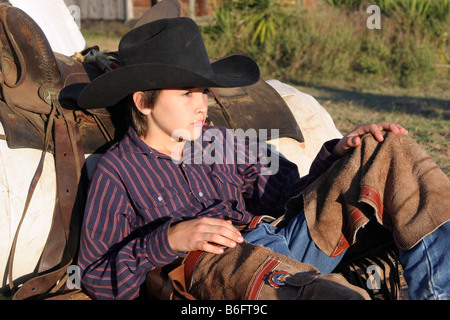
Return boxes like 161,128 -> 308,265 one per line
77,161 -> 181,300
239,137 -> 340,216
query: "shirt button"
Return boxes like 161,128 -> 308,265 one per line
157,196 -> 163,201
198,192 -> 203,197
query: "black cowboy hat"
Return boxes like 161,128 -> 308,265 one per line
78,17 -> 260,108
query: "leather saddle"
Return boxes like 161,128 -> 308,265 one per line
0,1 -> 303,300
208,76 -> 303,142
0,3 -> 120,300
0,4 -> 121,153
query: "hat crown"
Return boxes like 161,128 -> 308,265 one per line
119,17 -> 213,75
78,17 -> 260,108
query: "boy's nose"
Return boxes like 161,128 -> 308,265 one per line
194,92 -> 208,114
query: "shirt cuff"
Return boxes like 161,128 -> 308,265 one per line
165,218 -> 188,258
323,139 -> 341,162
146,218 -> 186,266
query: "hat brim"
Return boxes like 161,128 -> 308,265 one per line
78,55 -> 260,108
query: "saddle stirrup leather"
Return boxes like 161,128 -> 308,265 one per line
0,3 -> 87,299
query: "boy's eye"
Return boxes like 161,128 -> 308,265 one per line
182,88 -> 209,96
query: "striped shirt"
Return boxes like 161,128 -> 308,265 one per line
78,125 -> 339,299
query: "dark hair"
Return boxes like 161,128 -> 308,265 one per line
128,89 -> 161,137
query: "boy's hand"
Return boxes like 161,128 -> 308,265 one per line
333,121 -> 408,157
168,217 -> 244,254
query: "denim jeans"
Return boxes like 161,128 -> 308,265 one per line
243,211 -> 450,300
398,220 -> 450,300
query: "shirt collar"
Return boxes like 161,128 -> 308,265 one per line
119,127 -> 159,159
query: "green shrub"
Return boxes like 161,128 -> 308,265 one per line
201,0 -> 448,88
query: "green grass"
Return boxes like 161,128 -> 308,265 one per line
293,81 -> 449,176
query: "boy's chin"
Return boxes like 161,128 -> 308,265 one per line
190,127 -> 204,140
172,128 -> 202,142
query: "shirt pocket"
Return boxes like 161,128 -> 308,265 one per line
136,186 -> 180,209
212,171 -> 243,201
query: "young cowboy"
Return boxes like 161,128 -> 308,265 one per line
77,17 -> 450,300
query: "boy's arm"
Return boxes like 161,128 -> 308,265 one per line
77,165 -> 180,300
239,137 -> 340,216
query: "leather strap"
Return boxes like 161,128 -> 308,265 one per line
183,250 -> 207,291
37,103 -> 85,273
7,101 -> 56,293
360,185 -> 390,226
246,215 -> 276,230
329,186 -> 389,258
10,98 -> 86,299
246,257 -> 281,300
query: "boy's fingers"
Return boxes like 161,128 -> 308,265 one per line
205,233 -> 238,249
350,136 -> 361,146
202,217 -> 242,237
210,225 -> 244,243
200,242 -> 225,255
193,218 -> 244,251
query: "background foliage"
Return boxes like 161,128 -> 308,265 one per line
201,0 -> 449,88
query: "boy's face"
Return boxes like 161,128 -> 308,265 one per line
149,87 -> 208,142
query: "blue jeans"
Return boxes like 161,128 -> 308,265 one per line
244,211 -> 450,300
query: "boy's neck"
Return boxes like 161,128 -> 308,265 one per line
139,133 -> 185,160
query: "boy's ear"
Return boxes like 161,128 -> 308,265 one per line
133,91 -> 152,115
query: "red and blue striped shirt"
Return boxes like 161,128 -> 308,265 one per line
77,126 -> 339,299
